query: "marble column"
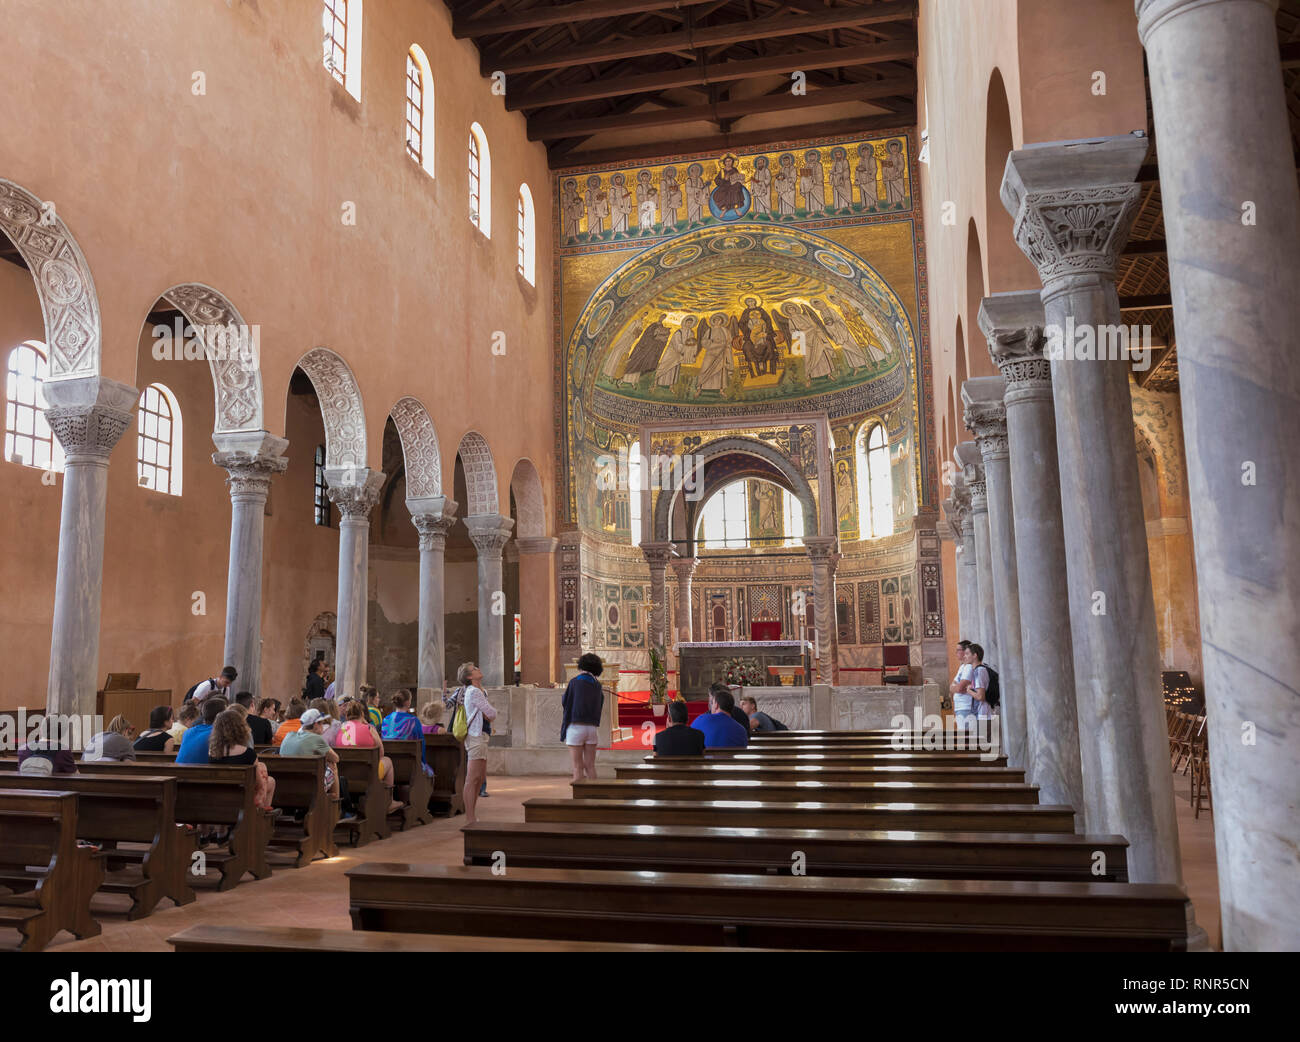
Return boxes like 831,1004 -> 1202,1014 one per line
325,467 -> 384,700
517,535 -> 559,685
983,292 -> 1085,815
964,376 -> 1027,770
1004,135 -> 1181,887
947,475 -> 978,641
802,536 -> 840,685
1138,0 -> 1300,949
464,513 -> 514,687
939,497 -> 967,641
407,495 -> 457,698
640,541 -> 677,652
212,432 -> 288,699
956,440 -> 997,665
42,376 -> 139,719
669,556 -> 697,644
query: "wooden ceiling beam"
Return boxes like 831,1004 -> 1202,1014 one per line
454,0 -> 716,39
549,110 -> 915,167
528,76 -> 913,139
508,37 -> 916,111
481,0 -> 917,75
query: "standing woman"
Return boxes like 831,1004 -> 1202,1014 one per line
457,662 -> 496,826
561,653 -> 605,783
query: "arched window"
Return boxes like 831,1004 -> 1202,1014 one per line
855,422 -> 894,539
468,122 -> 491,237
697,481 -> 748,549
136,383 -> 182,496
322,0 -> 363,101
627,439 -> 641,547
405,45 -> 434,175
517,183 -> 535,284
314,444 -> 331,526
4,342 -> 62,472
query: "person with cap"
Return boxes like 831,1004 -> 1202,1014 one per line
280,706 -> 341,797
184,665 -> 238,703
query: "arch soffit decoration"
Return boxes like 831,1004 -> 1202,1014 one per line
0,178 -> 101,380
295,347 -> 367,468
389,396 -> 442,499
456,430 -> 499,515
159,283 -> 264,434
653,436 -> 817,544
510,457 -> 546,538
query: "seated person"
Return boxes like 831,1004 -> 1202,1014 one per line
134,705 -> 177,752
280,707 -> 340,797
84,715 -> 137,761
419,700 -> 445,735
176,697 -> 227,764
334,700 -> 401,813
711,681 -> 752,733
382,689 -> 433,777
739,696 -> 783,732
168,702 -> 199,746
653,699 -> 705,756
232,692 -> 273,746
690,687 -> 749,749
18,721 -> 77,776
362,684 -> 383,730
308,698 -> 340,745
272,699 -> 306,746
209,708 -> 275,810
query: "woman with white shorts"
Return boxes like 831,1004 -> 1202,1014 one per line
561,652 -> 606,783
457,662 -> 497,826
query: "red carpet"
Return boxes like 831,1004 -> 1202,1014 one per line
610,700 -> 710,749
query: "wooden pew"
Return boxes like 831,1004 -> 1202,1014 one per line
681,751 -> 1009,766
464,821 -> 1130,882
383,740 -> 433,830
346,863 -> 1196,951
619,762 -> 1028,784
0,789 -> 104,951
574,777 -> 1041,805
333,747 -> 389,846
168,923 -> 781,952
423,734 -> 466,817
0,761 -> 275,891
256,753 -> 339,866
0,773 -> 194,917
525,797 -> 1077,832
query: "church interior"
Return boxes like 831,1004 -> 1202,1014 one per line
0,0 -> 1295,967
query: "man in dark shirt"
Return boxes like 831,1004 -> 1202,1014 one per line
653,699 -> 705,756
237,692 -> 275,745
691,688 -> 749,749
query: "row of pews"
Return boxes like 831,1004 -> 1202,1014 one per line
333,728 -> 1197,951
0,735 -> 466,950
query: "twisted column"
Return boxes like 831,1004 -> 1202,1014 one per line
802,536 -> 840,685
669,556 -> 698,644
640,541 -> 677,653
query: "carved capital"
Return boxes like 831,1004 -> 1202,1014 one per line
640,540 -> 678,571
802,535 -> 841,572
214,448 -> 288,501
669,557 -> 698,582
979,291 -> 1053,395
411,513 -> 457,553
41,375 -> 138,464
961,377 -> 1010,464
326,466 -> 385,521
464,512 -> 514,556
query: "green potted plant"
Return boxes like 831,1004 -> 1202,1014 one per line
649,645 -> 668,716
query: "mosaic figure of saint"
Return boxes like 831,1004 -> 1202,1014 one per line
711,154 -> 746,215
829,147 -> 853,212
836,459 -> 854,521
750,155 -> 772,216
585,174 -> 608,236
811,298 -> 871,369
561,178 -> 584,240
620,313 -> 670,384
696,312 -> 736,393
756,482 -> 780,535
660,167 -> 683,231
780,300 -> 834,382
827,291 -> 890,361
655,315 -> 697,387
799,149 -> 826,213
602,315 -> 645,381
738,297 -> 781,377
855,144 -> 878,208
774,153 -> 797,217
684,163 -> 707,226
608,172 -> 632,235
882,139 -> 907,207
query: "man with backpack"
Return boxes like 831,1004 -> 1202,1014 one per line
967,643 -> 1000,725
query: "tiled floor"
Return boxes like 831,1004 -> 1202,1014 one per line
26,768 -> 1219,952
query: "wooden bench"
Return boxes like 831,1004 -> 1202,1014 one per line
423,734 -> 466,817
257,753 -> 338,866
619,762 -> 1027,784
0,760 -> 275,890
679,751 -> 1009,766
525,797 -> 1077,832
463,820 -> 1130,882
383,740 -> 433,830
0,773 -> 194,917
167,923 -> 781,952
333,747 -> 390,846
346,863 -> 1196,951
574,777 -> 1041,805
0,789 -> 104,951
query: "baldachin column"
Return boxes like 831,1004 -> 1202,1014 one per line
640,541 -> 677,654
802,536 -> 840,685
517,535 -> 559,685
669,556 -> 698,644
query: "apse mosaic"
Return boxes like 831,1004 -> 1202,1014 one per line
556,134 -> 912,248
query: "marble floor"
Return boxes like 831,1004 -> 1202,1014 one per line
24,769 -> 1219,953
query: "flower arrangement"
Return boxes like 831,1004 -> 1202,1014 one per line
649,646 -> 668,705
723,656 -> 765,688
